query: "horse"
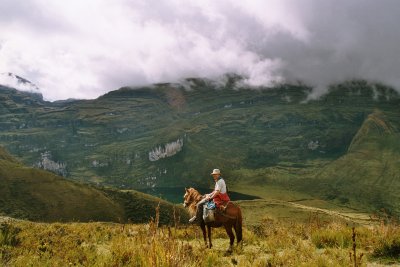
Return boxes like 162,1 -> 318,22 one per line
183,187 -> 242,252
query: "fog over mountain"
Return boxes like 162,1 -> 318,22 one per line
1,0 -> 400,100
0,72 -> 41,94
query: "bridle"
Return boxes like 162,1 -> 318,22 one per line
183,191 -> 193,207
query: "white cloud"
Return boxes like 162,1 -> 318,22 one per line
1,0 -> 400,100
0,73 -> 40,93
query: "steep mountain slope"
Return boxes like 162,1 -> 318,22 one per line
2,79 -> 399,190
0,147 -> 186,223
304,109 -> 400,214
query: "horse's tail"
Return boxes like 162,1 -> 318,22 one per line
235,206 -> 243,244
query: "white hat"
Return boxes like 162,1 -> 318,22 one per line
211,169 -> 221,175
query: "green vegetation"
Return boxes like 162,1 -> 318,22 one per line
0,221 -> 20,247
2,80 -> 397,188
301,109 -> 400,215
2,79 -> 400,266
0,76 -> 400,221
1,78 -> 400,217
0,147 -> 187,223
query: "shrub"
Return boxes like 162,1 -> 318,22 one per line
0,222 -> 21,247
373,237 -> 400,260
311,228 -> 351,249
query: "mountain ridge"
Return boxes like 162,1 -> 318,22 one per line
301,109 -> 400,214
348,109 -> 397,152
1,78 -> 400,215
0,73 -> 42,97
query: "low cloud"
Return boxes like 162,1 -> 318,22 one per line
1,0 -> 400,100
0,73 -> 40,93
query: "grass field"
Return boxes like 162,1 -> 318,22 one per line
1,208 -> 399,267
229,167 -> 375,226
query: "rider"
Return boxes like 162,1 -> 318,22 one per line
189,168 -> 230,223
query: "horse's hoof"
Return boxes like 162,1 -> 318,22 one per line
224,250 -> 233,256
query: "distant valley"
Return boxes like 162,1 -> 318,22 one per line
1,76 -> 399,217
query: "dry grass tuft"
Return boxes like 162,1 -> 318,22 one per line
1,209 -> 399,266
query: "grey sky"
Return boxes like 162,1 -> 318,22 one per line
1,0 -> 400,100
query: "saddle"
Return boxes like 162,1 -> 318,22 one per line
203,201 -> 236,222
217,201 -> 230,213
203,201 -> 216,223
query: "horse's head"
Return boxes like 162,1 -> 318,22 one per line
183,187 -> 200,208
183,187 -> 191,207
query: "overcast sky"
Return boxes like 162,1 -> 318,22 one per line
1,0 -> 400,101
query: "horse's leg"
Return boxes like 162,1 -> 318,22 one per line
207,225 -> 212,248
233,222 -> 243,250
200,223 -> 207,248
224,223 -> 235,253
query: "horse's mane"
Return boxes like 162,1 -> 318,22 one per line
187,187 -> 203,203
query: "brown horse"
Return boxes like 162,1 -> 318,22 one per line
183,187 -> 242,252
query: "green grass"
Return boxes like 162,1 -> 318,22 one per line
1,79 -> 400,218
0,147 -> 188,223
301,110 -> 400,215
2,80 -> 397,190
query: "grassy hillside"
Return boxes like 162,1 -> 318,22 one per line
0,147 -> 187,223
1,78 -> 400,216
2,80 -> 399,189
302,109 -> 400,215
0,146 -> 373,226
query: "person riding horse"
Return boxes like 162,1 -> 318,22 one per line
189,168 -> 230,223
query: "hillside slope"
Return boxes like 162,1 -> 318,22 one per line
1,79 -> 399,192
305,109 -> 400,214
0,147 -> 187,223
1,78 -> 400,219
